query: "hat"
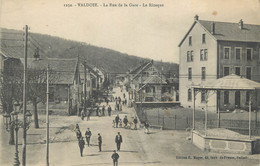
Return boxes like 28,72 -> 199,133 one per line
98,133 -> 100,135
113,150 -> 116,152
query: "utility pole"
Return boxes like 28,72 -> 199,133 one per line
77,49 -> 80,116
46,65 -> 50,166
140,72 -> 143,120
160,59 -> 163,101
22,25 -> 28,166
84,60 -> 87,114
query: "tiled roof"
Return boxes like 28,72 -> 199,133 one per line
198,20 -> 260,42
143,75 -> 167,84
129,61 -> 151,74
179,19 -> 260,46
20,58 -> 78,85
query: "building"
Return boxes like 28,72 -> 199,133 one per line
179,15 -> 260,111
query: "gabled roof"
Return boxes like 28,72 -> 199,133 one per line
132,61 -> 153,80
143,75 -> 167,85
20,58 -> 78,85
129,61 -> 151,74
79,63 -> 99,80
192,74 -> 260,91
179,19 -> 260,47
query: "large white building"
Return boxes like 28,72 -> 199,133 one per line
179,15 -> 260,111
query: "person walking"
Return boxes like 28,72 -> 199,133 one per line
144,121 -> 150,134
87,109 -> 91,121
115,132 -> 123,151
75,125 -> 82,141
85,128 -> 92,147
115,115 -> 120,128
98,133 -> 102,152
78,137 -> 85,157
119,104 -> 122,111
96,106 -> 99,116
133,117 -> 138,130
111,150 -> 120,166
108,105 -> 112,116
81,110 -> 85,120
102,105 -> 105,116
123,116 -> 128,128
118,97 -> 121,104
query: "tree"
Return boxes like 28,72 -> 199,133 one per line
27,67 -> 57,128
0,59 -> 23,144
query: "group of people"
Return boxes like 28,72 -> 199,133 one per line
75,124 -> 121,166
95,105 -> 112,117
113,115 -> 138,130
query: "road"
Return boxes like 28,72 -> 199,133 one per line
1,87 -> 260,166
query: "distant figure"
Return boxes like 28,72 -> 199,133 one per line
78,137 -> 85,157
98,133 -> 102,152
133,117 -> 138,130
106,98 -> 109,105
96,107 -> 99,116
115,115 -> 120,128
108,105 -> 112,116
75,124 -> 80,131
123,116 -> 128,128
119,119 -> 122,128
99,108 -> 102,117
115,132 -> 123,151
117,104 -> 120,111
85,128 -> 92,147
125,99 -> 127,106
144,121 -> 150,134
81,110 -> 85,120
111,150 -> 120,166
123,93 -> 125,99
87,109 -> 91,121
102,105 -> 105,116
75,125 -> 82,141
118,97 -> 121,104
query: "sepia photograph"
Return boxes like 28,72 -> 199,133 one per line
0,0 -> 260,165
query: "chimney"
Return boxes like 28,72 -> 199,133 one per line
194,15 -> 199,21
211,22 -> 215,35
239,19 -> 243,29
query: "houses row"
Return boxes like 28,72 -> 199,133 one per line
0,49 -> 108,115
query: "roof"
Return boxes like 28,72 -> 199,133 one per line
132,61 -> 153,80
179,19 -> 260,46
129,61 -> 151,74
79,63 -> 99,80
143,75 -> 167,84
20,58 -> 78,85
192,74 -> 260,91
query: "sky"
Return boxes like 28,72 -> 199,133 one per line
0,0 -> 260,63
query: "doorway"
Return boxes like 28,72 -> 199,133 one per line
235,91 -> 240,108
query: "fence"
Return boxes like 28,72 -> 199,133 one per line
133,102 -> 260,135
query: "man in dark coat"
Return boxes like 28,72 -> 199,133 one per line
78,137 -> 85,157
133,117 -> 138,130
96,106 -> 99,116
85,128 -> 92,147
98,133 -> 102,152
115,132 -> 123,151
115,115 -> 120,128
108,105 -> 112,116
123,116 -> 128,128
76,129 -> 82,141
111,150 -> 120,166
102,105 -> 105,116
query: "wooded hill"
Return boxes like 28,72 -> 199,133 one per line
0,28 -> 179,75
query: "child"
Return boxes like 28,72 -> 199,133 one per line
112,120 -> 115,128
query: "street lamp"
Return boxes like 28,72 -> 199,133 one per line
2,102 -> 32,166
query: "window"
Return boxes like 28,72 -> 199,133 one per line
189,36 -> 192,46
224,47 -> 230,59
188,68 -> 192,80
201,67 -> 206,80
224,67 -> 230,76
235,48 -> 241,60
201,90 -> 206,102
188,89 -> 192,101
246,48 -> 252,61
190,51 -> 194,61
200,49 -> 208,61
202,34 -> 206,44
224,91 -> 229,105
246,67 -> 251,79
187,51 -> 190,62
187,51 -> 193,62
49,86 -> 55,102
235,67 -> 241,76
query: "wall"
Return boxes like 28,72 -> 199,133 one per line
179,21 -> 218,111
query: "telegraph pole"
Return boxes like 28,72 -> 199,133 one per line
77,49 -> 80,116
84,60 -> 87,113
22,25 -> 28,166
46,65 -> 50,166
